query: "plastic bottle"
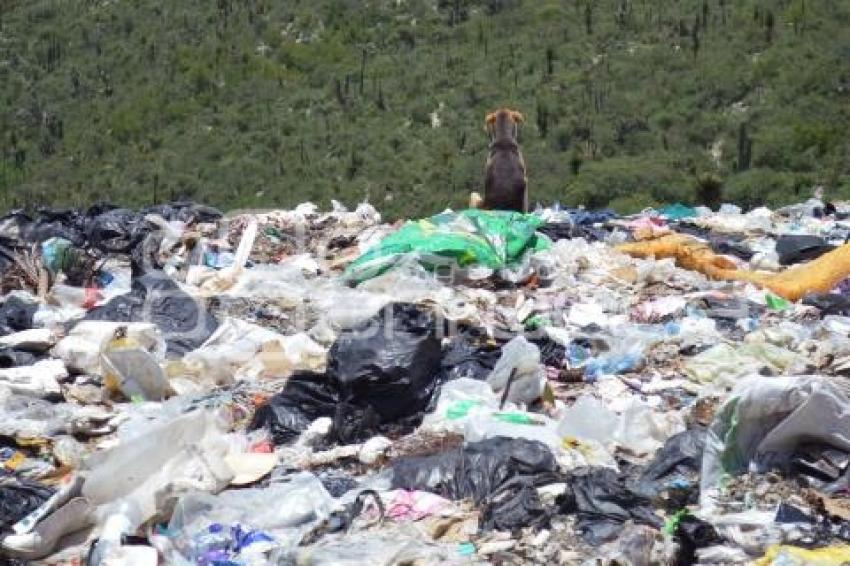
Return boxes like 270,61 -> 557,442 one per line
88,501 -> 143,565
584,352 -> 641,381
101,328 -> 170,401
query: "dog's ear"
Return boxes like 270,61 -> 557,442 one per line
484,112 -> 497,137
510,111 -> 525,125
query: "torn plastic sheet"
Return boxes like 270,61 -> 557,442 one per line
701,376 -> 850,511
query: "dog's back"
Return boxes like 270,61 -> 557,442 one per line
483,109 -> 528,213
485,143 -> 527,212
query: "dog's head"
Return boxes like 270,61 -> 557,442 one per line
485,108 -> 524,144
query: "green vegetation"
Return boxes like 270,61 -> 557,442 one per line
1,0 -> 848,218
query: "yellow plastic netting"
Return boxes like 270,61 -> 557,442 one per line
754,544 -> 850,566
616,234 -> 850,302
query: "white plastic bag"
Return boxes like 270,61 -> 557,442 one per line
701,375 -> 850,511
487,336 -> 546,404
557,395 -> 617,444
0,359 -> 67,397
83,409 -> 233,526
420,378 -> 500,432
52,321 -> 165,375
168,472 -> 334,560
183,318 -> 326,384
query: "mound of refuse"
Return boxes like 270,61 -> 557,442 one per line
3,198 -> 850,565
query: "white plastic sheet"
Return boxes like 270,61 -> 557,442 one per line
701,375 -> 850,511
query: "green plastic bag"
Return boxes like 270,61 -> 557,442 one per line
344,209 -> 549,284
446,399 -> 483,420
765,293 -> 790,311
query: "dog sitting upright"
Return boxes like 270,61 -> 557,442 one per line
482,108 -> 528,213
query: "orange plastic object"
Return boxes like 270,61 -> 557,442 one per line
617,234 -> 850,302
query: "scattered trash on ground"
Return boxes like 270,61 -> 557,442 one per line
3,197 -> 850,564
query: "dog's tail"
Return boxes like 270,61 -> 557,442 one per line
469,192 -> 483,209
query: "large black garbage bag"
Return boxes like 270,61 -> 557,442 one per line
251,304 -> 444,446
776,235 -> 835,266
328,303 -> 442,422
249,371 -> 340,444
0,479 -> 55,531
248,375 -> 382,445
21,208 -> 86,245
559,467 -> 663,545
0,296 -> 39,336
85,273 -> 218,356
480,477 -> 551,531
85,208 -> 149,254
391,437 -> 559,503
803,293 -> 850,316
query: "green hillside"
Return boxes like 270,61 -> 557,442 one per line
1,0 -> 848,218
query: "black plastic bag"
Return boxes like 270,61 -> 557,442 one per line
635,427 -> 706,507
0,347 -> 37,369
0,296 -> 39,336
428,336 -> 502,413
331,402 -> 381,445
23,219 -> 85,246
532,335 -> 567,368
802,293 -> 850,316
674,222 -> 754,260
84,203 -> 119,217
0,211 -> 32,241
438,337 -> 501,383
559,467 -> 663,545
85,273 -> 218,356
775,503 -> 816,524
712,239 -> 754,261
252,304 -> 443,446
0,479 -> 55,531
174,203 -> 222,224
141,202 -> 223,224
328,303 -> 442,422
248,371 -> 339,444
776,235 -> 835,266
85,208 -> 149,254
538,208 -> 617,242
674,514 -> 720,565
480,477 -> 551,531
391,437 -> 559,503
0,242 -> 16,273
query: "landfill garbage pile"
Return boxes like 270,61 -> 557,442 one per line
5,197 -> 850,564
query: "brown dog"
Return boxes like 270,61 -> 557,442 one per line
482,109 -> 528,213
